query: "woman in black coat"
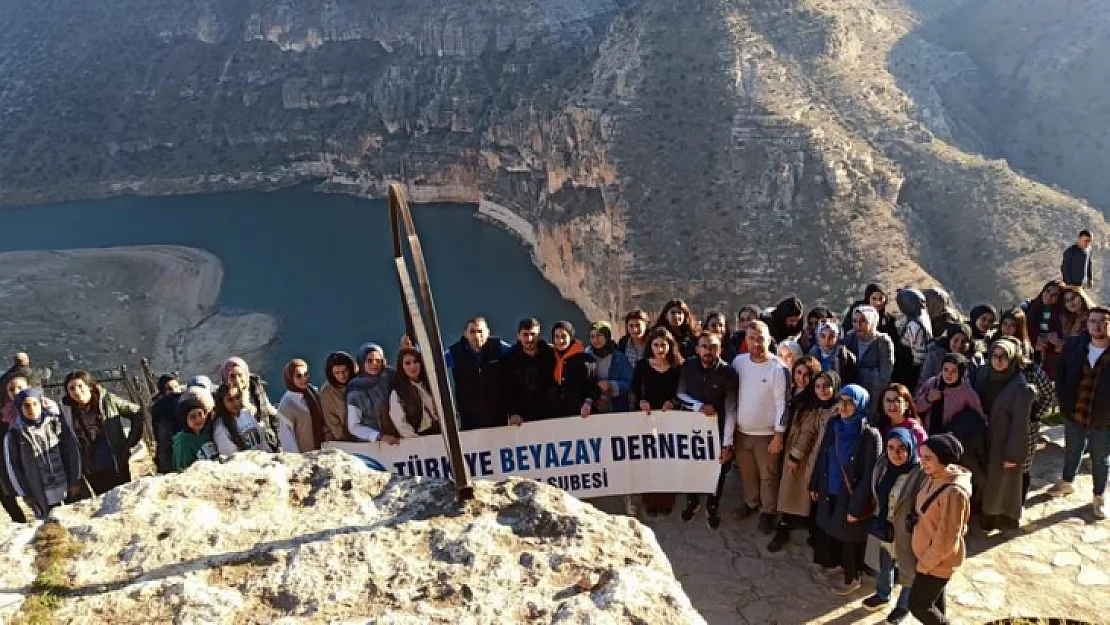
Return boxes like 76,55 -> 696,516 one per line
810,383 -> 882,595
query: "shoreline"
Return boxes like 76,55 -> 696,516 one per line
0,245 -> 278,382
0,171 -> 602,320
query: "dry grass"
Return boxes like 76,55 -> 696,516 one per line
13,521 -> 82,625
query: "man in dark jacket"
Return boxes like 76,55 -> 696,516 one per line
1061,229 -> 1094,289
676,332 -> 739,529
150,375 -> 183,474
447,317 -> 511,430
1048,306 -> 1110,520
503,318 -> 558,424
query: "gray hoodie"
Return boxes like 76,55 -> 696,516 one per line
3,389 -> 82,518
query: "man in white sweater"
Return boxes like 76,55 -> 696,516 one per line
724,320 -> 788,533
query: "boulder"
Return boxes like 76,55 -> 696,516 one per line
1,451 -> 704,624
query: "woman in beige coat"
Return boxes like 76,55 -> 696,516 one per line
770,369 -> 840,552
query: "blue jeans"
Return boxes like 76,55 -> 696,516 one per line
1063,420 -> 1110,496
877,547 -> 912,608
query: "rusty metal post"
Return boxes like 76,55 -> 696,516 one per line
388,184 -> 474,502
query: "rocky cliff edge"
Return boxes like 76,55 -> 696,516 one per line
0,451 -> 703,624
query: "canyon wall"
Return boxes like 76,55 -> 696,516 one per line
1,0 -> 1107,319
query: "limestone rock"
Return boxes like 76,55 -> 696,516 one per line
1,451 -> 704,624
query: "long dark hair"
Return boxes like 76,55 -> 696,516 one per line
646,327 -> 683,368
1000,307 -> 1033,358
876,383 -> 918,433
213,383 -> 248,451
703,310 -> 730,338
656,299 -> 699,340
392,347 -> 430,412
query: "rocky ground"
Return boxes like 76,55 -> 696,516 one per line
1,428 -> 1104,623
602,425 -> 1109,624
0,245 -> 277,383
0,452 -> 702,624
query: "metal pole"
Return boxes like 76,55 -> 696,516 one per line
140,358 -> 158,395
388,184 -> 474,502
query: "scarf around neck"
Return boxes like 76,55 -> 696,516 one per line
876,427 -> 919,520
554,341 -> 585,384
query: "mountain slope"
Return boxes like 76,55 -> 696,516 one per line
0,0 -> 1105,317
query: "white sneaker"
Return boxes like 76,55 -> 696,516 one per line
1094,495 -> 1107,521
1047,479 -> 1075,497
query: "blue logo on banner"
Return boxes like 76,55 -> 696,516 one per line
352,453 -> 388,472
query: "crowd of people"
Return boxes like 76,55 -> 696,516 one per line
0,230 -> 1104,624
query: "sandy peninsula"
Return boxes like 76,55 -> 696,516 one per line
0,245 -> 277,383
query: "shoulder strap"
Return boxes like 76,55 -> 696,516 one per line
832,429 -> 853,496
920,483 -> 952,514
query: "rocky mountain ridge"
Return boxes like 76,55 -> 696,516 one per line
1,0 -> 1107,318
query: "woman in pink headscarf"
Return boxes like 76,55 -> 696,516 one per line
219,357 -> 279,449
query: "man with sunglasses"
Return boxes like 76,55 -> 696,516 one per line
676,331 -> 739,529
1050,306 -> 1110,520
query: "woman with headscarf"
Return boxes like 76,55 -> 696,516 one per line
998,308 -> 1056,501
777,339 -> 804,372
843,306 -> 895,403
863,427 -> 927,623
924,288 -> 962,337
843,284 -> 898,338
914,354 -> 986,436
1060,285 -> 1094,338
2,388 -> 83,520
172,393 -> 217,471
1026,280 -> 1065,379
918,323 -> 981,387
972,338 -> 1034,531
893,288 -> 933,393
656,299 -> 699,359
150,374 -> 183,474
810,320 -> 860,385
798,306 -> 832,354
617,309 -> 652,368
908,434 -> 973,625
586,321 -> 634,413
346,343 -> 399,444
275,359 -> 328,453
968,304 -> 999,354
809,384 -> 882,595
219,357 -> 278,448
320,351 -> 357,442
770,368 -> 840,553
60,370 -> 144,496
551,321 -> 599,418
631,327 -> 684,517
767,296 -> 806,344
387,347 -> 442,439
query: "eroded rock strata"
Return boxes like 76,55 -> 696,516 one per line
1,0 -> 1107,317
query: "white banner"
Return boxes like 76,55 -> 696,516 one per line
325,411 -> 723,498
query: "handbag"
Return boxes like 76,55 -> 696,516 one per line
833,429 -> 876,520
